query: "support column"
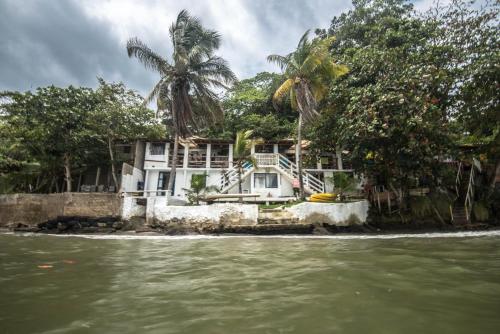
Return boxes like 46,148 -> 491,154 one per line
336,147 -> 343,170
228,144 -> 233,168
273,144 -> 278,154
183,144 -> 189,169
143,170 -> 149,197
206,144 -> 211,169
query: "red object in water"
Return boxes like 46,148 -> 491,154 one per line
62,260 -> 76,264
37,265 -> 53,269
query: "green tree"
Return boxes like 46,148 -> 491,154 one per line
211,72 -> 295,140
183,173 -> 219,205
233,130 -> 257,203
268,31 -> 348,199
127,10 -> 236,196
326,172 -> 356,201
312,0 -> 456,205
1,86 -> 100,192
430,0 -> 500,188
93,79 -> 165,190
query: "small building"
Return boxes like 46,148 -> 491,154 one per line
121,138 -> 354,203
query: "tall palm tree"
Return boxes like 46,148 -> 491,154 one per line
233,130 -> 257,203
127,10 -> 236,195
267,31 -> 348,199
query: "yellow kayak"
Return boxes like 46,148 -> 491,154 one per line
309,193 -> 337,202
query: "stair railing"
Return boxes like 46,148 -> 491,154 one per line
276,153 -> 325,193
455,162 -> 463,198
464,164 -> 476,223
220,161 -> 253,191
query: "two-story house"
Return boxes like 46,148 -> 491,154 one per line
121,137 -> 353,202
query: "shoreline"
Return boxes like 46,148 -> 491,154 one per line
3,221 -> 499,237
2,229 -> 500,240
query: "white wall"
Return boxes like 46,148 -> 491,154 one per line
285,200 -> 369,226
146,200 -> 258,225
280,176 -> 294,197
121,196 -> 146,219
120,166 -> 144,192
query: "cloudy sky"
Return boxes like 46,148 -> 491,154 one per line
0,0 -> 441,96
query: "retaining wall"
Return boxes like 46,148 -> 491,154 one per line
285,201 -> 369,226
0,193 -> 121,227
146,197 -> 258,226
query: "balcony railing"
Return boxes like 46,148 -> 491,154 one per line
208,156 -> 228,168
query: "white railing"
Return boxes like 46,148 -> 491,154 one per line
218,153 -> 325,194
464,164 -> 476,223
254,153 -> 325,193
220,161 -> 253,191
455,162 -> 463,198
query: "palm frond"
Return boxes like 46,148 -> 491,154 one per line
267,54 -> 290,71
272,78 -> 294,109
126,38 -> 171,75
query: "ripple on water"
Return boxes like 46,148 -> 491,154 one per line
0,232 -> 500,334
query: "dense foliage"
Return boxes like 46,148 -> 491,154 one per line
208,72 -> 296,139
0,82 -> 163,193
310,0 -> 498,200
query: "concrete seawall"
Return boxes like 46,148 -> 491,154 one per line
0,193 -> 121,227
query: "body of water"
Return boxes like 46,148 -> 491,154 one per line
1,232 -> 500,333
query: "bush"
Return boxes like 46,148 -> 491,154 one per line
429,191 -> 453,221
473,201 -> 490,222
409,196 -> 433,219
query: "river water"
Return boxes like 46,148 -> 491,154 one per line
1,232 -> 500,334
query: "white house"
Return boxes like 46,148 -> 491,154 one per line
121,138 -> 354,203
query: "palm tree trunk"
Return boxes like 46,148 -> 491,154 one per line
238,165 -> 243,203
297,114 -> 305,200
63,153 -> 72,192
107,136 -> 119,191
167,132 -> 179,197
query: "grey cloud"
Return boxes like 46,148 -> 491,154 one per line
0,0 -> 158,95
0,0 -> 442,96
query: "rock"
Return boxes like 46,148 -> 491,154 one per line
57,222 -> 68,231
112,221 -> 124,229
312,225 -> 332,235
13,227 -> 40,232
80,227 -> 99,233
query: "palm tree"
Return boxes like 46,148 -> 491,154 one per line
267,31 -> 348,199
232,130 -> 257,203
127,10 -> 236,196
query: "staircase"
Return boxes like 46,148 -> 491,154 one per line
452,159 -> 480,225
220,161 -> 254,193
219,153 -> 325,194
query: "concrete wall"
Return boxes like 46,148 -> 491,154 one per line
121,164 -> 144,192
0,193 -> 121,227
121,196 -> 146,220
146,199 -> 258,226
285,200 -> 369,226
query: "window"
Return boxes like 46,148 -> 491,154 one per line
150,143 -> 165,155
254,173 -> 278,188
122,145 -> 132,154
